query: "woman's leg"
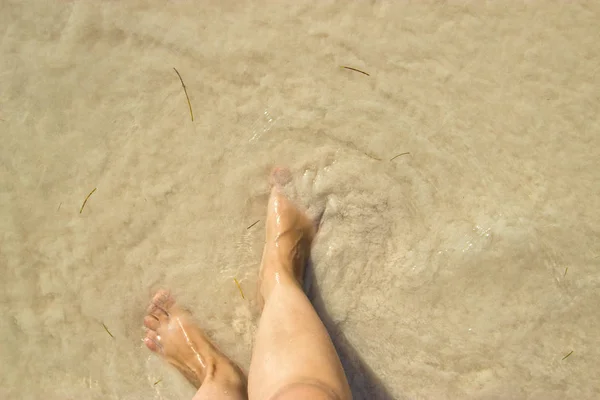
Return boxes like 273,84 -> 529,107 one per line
143,291 -> 247,400
248,169 -> 351,400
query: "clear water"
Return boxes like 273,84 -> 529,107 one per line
1,2 -> 598,399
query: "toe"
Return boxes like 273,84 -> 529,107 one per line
146,290 -> 174,323
151,289 -> 174,309
270,167 -> 292,187
144,315 -> 160,331
144,330 -> 163,353
146,304 -> 169,325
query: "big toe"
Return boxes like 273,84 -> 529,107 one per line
144,330 -> 163,353
269,167 -> 292,188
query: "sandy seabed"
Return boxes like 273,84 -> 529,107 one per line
1,1 -> 599,399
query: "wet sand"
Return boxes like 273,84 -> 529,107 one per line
1,1 -> 599,399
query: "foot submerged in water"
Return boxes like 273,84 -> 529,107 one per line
258,167 -> 317,306
143,290 -> 243,389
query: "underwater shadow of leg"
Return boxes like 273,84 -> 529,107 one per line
304,259 -> 399,400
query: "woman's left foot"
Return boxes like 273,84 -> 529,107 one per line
143,290 -> 245,389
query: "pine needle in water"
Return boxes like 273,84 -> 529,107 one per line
246,220 -> 260,230
390,152 -> 410,161
80,188 -> 97,214
102,322 -> 114,338
173,67 -> 194,121
234,278 -> 245,299
340,66 -> 370,76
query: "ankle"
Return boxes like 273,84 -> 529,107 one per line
209,357 -> 247,390
260,268 -> 302,304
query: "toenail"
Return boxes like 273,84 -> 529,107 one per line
157,335 -> 161,341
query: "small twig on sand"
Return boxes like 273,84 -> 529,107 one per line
562,350 -> 573,360
234,278 -> 245,299
57,202 -> 62,211
153,379 -> 162,386
102,322 -> 114,338
246,220 -> 260,230
390,152 -> 410,161
563,267 -> 568,277
80,188 -> 97,214
173,67 -> 194,121
340,66 -> 370,76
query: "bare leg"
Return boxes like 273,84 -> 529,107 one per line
248,169 -> 352,400
143,291 -> 247,400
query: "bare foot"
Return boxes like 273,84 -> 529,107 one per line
143,290 -> 245,390
258,168 -> 317,306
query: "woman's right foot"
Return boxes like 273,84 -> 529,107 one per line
258,168 -> 317,306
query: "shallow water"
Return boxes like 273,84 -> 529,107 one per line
1,1 -> 599,399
